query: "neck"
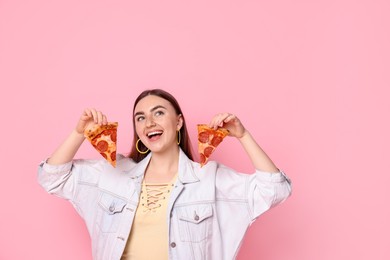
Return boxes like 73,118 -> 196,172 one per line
147,146 -> 180,177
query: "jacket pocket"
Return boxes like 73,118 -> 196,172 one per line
177,204 -> 213,242
97,192 -> 127,233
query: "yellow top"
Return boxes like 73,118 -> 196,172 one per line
121,174 -> 177,260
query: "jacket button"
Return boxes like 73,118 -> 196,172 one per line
109,205 -> 115,212
170,242 -> 176,248
194,215 -> 199,221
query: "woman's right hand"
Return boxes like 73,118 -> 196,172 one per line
47,108 -> 108,165
75,108 -> 108,134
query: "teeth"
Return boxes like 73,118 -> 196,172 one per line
147,131 -> 163,137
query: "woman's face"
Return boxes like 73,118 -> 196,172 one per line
134,95 -> 183,153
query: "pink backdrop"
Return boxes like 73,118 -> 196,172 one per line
1,0 -> 389,259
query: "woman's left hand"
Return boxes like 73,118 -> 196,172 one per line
209,113 -> 247,138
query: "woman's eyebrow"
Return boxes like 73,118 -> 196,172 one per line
134,105 -> 167,117
134,111 -> 144,117
151,105 -> 167,112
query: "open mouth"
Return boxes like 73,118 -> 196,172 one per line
147,131 -> 163,140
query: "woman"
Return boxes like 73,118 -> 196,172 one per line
38,89 -> 292,260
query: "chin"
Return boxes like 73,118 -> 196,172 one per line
150,145 -> 178,154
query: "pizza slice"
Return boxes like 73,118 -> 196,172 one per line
84,122 -> 118,167
197,124 -> 229,167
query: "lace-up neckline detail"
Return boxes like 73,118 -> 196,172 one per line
140,173 -> 177,213
141,183 -> 174,212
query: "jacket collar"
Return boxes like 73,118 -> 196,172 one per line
131,148 -> 199,185
177,148 -> 199,184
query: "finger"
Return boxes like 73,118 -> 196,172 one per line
84,108 -> 91,116
96,111 -> 104,125
80,108 -> 92,121
218,113 -> 231,126
223,113 -> 236,123
209,113 -> 228,129
90,109 -> 99,124
208,113 -> 221,129
102,114 -> 108,125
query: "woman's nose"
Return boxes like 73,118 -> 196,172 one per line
145,116 -> 156,127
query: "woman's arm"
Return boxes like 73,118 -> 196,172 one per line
209,113 -> 279,173
47,108 -> 108,165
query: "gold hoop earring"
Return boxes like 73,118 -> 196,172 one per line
136,139 -> 149,154
177,130 -> 181,145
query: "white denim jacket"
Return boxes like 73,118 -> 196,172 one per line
38,149 -> 292,260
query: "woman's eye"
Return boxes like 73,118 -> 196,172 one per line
136,116 -> 144,122
155,111 -> 164,117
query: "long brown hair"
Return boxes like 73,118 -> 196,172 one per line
129,89 -> 194,162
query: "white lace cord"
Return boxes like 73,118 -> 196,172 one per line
143,184 -> 169,212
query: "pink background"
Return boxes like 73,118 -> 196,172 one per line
1,0 -> 389,259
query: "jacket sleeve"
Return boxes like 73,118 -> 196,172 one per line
215,164 -> 292,221
37,158 -> 103,201
247,170 -> 292,220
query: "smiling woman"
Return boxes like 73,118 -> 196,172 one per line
129,89 -> 194,164
37,88 -> 292,260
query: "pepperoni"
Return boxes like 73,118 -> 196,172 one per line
200,153 -> 206,164
198,131 -> 209,143
110,132 -> 117,142
110,151 -> 116,161
103,130 -> 112,135
204,146 -> 214,157
211,136 -> 223,147
100,152 -> 107,159
96,140 -> 108,152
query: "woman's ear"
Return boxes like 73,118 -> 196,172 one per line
177,114 -> 184,130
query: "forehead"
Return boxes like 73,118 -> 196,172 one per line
134,95 -> 174,112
